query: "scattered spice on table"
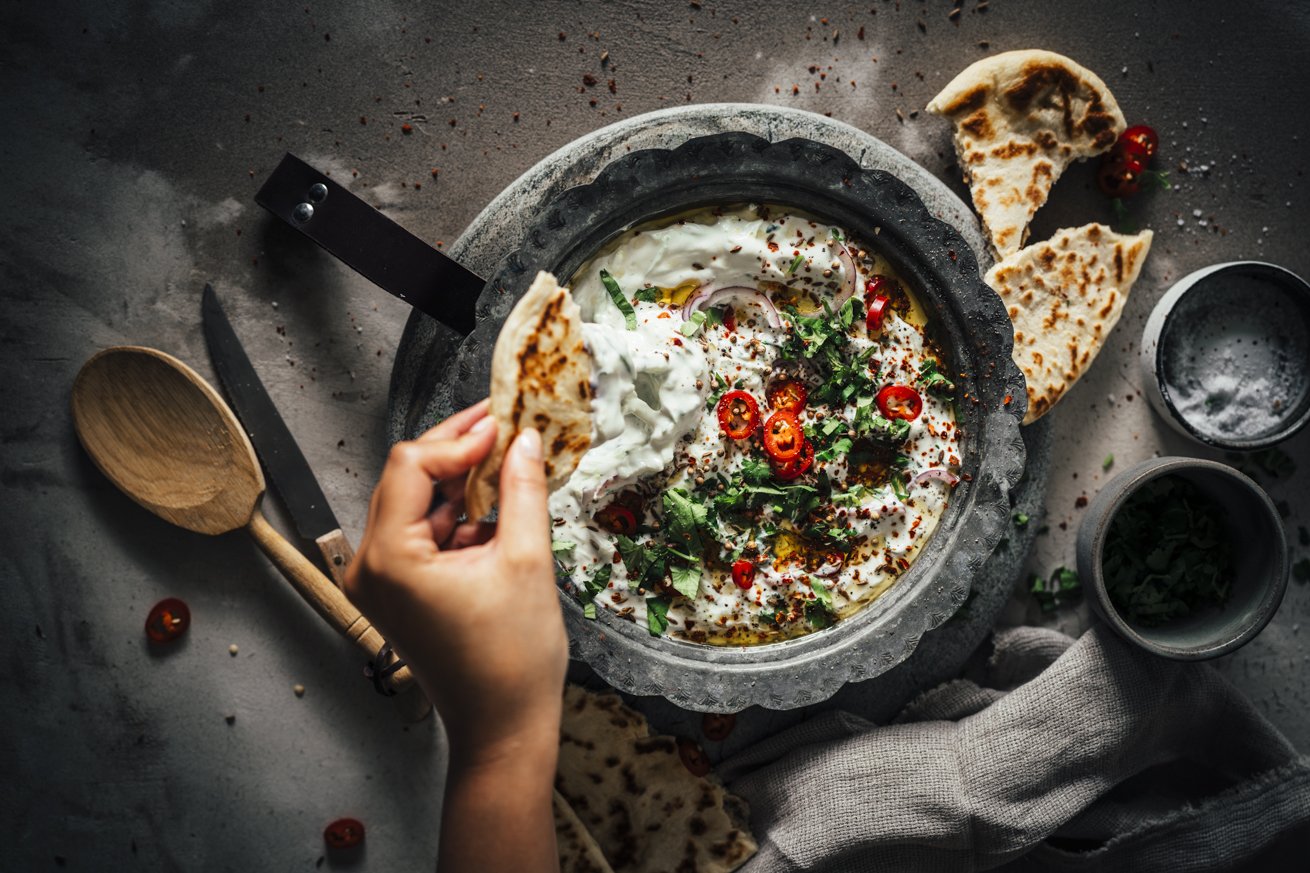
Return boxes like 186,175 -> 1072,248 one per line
1102,475 -> 1234,625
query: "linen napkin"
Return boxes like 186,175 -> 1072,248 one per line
721,626 -> 1310,871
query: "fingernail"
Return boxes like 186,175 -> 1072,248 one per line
515,427 -> 542,460
470,416 -> 495,435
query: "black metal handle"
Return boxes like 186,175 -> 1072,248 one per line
255,153 -> 484,335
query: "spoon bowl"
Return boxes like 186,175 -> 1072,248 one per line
72,346 -> 414,695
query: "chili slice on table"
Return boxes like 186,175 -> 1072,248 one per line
716,390 -> 760,440
731,559 -> 756,590
865,294 -> 890,332
876,384 -> 923,421
761,410 -> 804,461
595,503 -> 637,536
767,378 -> 808,415
145,597 -> 190,644
771,438 -> 814,480
324,817 -> 365,850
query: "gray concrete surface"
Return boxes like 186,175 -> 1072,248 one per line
2,1 -> 1307,870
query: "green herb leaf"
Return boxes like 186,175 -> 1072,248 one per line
680,310 -> 708,337
669,561 -> 702,599
1012,512 -> 1030,527
633,286 -> 660,303
551,540 -> 577,556
917,359 -> 956,394
1102,454 -> 1115,471
663,489 -> 712,556
646,596 -> 671,635
815,436 -> 853,464
616,535 -> 655,581
891,474 -> 909,503
811,578 -> 833,610
787,252 -> 806,275
600,269 -> 637,330
582,564 -> 612,602
1029,566 -> 1081,612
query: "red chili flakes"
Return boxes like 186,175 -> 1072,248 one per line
359,116 -> 367,125
1075,496 -> 1089,509
448,118 -> 457,127
558,31 -> 566,41
512,111 -> 520,122
608,79 -> 617,94
858,26 -> 865,39
400,123 -> 413,134
583,73 -> 597,87
430,168 -> 440,178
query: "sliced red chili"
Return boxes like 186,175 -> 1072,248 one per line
731,559 -> 756,590
1097,153 -> 1145,199
145,597 -> 190,644
324,817 -> 365,850
771,438 -> 814,481
716,390 -> 760,440
767,379 -> 807,415
1117,124 -> 1158,161
761,410 -> 804,461
876,384 -> 923,421
865,294 -> 890,332
701,712 -> 737,741
721,306 -> 737,333
596,503 -> 637,536
677,738 -> 711,777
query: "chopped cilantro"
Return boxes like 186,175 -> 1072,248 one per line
578,564 -> 612,618
633,286 -> 660,303
1101,475 -> 1233,625
832,483 -> 875,507
583,602 -> 597,619
681,310 -> 708,337
891,474 -> 909,503
1012,512 -> 1030,527
1031,566 -> 1081,612
646,596 -> 671,635
551,540 -> 577,557
917,359 -> 956,394
599,269 -> 637,330
662,488 -> 714,556
811,578 -> 833,610
804,602 -> 835,629
1102,454 -> 1115,471
669,561 -> 702,598
787,252 -> 805,275
815,437 -> 853,464
616,535 -> 662,587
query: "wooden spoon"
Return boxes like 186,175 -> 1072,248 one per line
71,345 -> 415,696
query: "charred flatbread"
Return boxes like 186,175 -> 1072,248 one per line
555,790 -> 615,873
466,271 -> 593,520
927,50 -> 1125,258
986,223 -> 1152,424
556,684 -> 757,873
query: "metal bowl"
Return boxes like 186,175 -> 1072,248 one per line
1076,457 -> 1289,660
403,132 -> 1026,711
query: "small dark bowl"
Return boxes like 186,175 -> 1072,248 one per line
1076,457 -> 1289,660
1140,261 -> 1310,451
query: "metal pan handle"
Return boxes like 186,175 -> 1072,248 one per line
255,153 -> 483,335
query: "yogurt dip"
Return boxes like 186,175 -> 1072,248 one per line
549,204 -> 962,645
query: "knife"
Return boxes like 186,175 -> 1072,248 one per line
201,284 -> 355,587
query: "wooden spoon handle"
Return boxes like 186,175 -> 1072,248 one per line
316,529 -> 356,589
247,508 -> 414,693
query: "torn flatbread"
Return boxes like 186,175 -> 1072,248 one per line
928,50 -> 1125,258
556,685 -> 757,873
465,271 -> 593,520
556,790 -> 615,873
986,223 -> 1152,424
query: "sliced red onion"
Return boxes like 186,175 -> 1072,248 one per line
682,284 -> 783,329
833,244 -> 859,309
912,468 -> 961,489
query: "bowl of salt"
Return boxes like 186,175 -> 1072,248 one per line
1141,261 -> 1310,450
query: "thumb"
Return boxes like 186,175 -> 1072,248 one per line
496,428 -> 551,566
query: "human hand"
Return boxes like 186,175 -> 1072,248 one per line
344,401 -> 567,762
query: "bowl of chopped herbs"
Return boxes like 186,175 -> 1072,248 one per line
1077,457 -> 1289,660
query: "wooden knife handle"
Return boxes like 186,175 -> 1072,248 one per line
247,508 -> 414,694
315,528 -> 356,589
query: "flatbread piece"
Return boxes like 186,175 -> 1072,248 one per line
556,790 -> 616,873
465,271 -> 593,520
557,684 -> 757,873
927,50 -> 1125,258
986,223 -> 1152,424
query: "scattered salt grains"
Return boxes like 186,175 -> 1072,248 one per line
293,684 -> 306,697
271,301 -> 279,309
228,644 -> 239,656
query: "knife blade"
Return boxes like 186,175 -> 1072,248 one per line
201,283 -> 355,586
